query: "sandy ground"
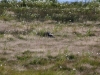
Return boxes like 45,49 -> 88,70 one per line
0,20 -> 100,60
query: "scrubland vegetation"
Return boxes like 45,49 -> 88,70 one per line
0,0 -> 100,22
0,1 -> 100,75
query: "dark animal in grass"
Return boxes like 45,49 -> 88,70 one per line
45,32 -> 54,38
37,32 -> 54,38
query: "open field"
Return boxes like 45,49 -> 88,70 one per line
0,20 -> 100,75
0,1 -> 100,75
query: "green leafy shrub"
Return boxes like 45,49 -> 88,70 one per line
17,55 -> 31,61
86,29 -> 95,36
29,57 -> 48,65
0,7 -> 4,15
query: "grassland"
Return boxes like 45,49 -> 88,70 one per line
0,1 -> 100,75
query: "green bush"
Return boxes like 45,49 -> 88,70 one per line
29,57 -> 48,65
0,7 -> 4,15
